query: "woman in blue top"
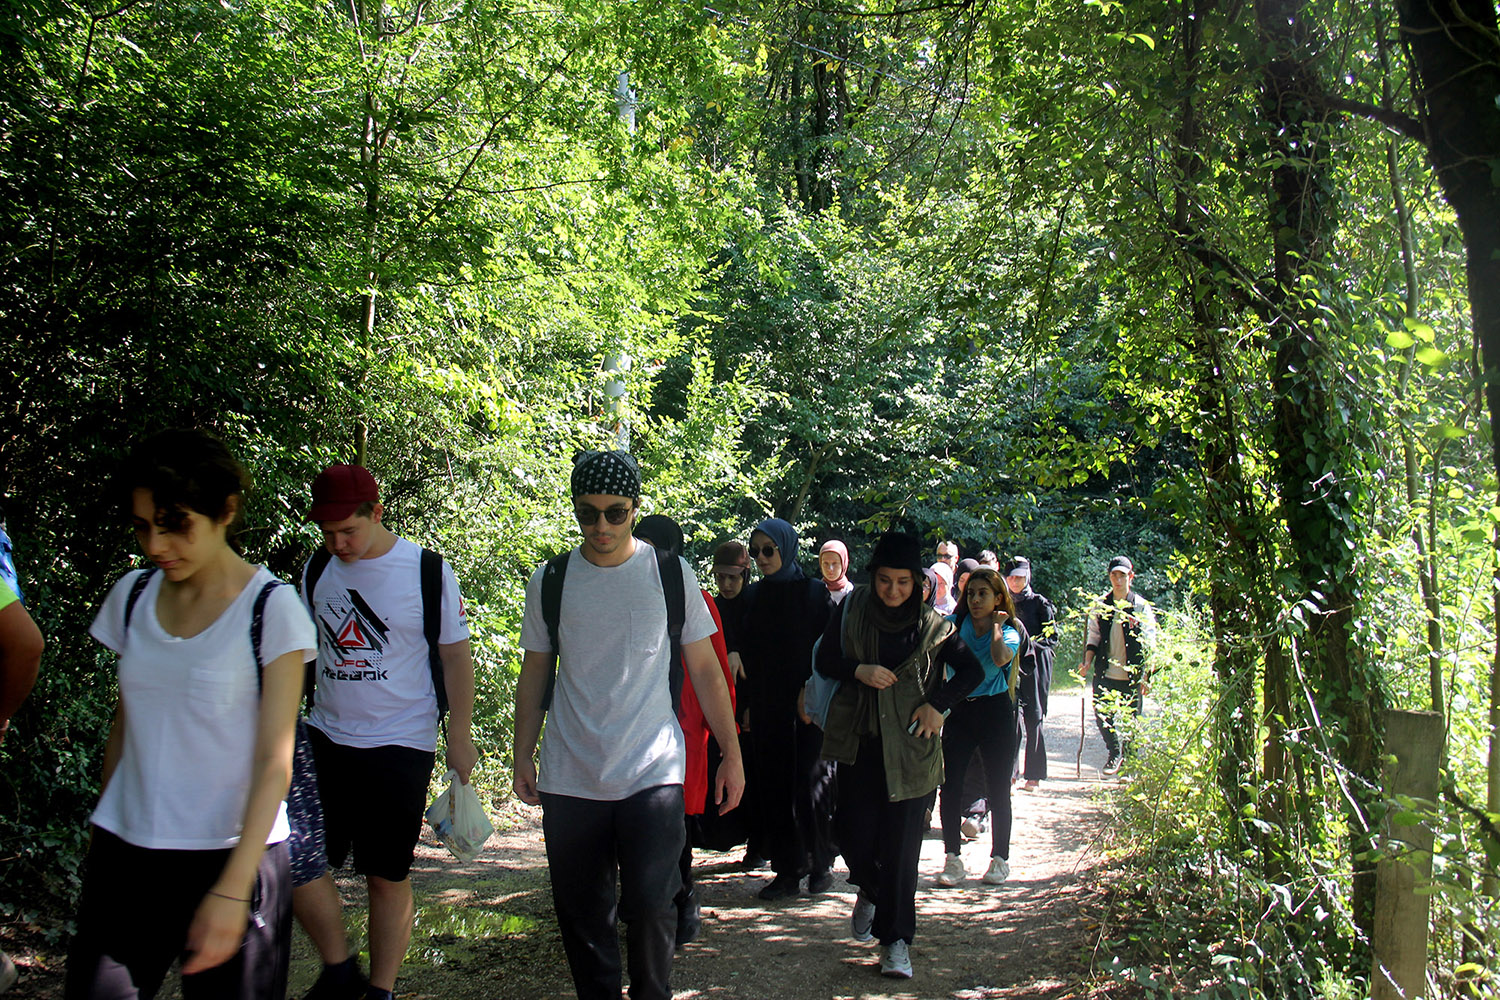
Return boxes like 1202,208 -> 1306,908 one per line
937,567 -> 1021,887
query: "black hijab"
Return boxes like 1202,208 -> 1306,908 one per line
865,532 -> 925,632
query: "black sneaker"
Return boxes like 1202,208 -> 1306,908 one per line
807,869 -> 835,894
1103,754 -> 1123,775
675,891 -> 701,947
757,875 -> 800,900
302,958 -> 368,1000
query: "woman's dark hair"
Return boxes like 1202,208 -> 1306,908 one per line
952,567 -> 1015,630
120,428 -> 250,532
635,514 -> 684,559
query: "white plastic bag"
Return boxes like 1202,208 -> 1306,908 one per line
425,770 -> 494,862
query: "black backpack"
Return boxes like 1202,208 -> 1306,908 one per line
302,546 -> 449,721
124,567 -> 284,691
538,546 -> 685,714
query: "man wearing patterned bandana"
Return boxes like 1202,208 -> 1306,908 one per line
512,451 -> 744,1000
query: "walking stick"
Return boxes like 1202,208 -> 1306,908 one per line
1076,687 -> 1086,778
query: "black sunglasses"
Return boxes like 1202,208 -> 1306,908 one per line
575,504 -> 633,526
748,543 -> 777,559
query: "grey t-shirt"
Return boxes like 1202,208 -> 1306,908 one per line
520,541 -> 716,801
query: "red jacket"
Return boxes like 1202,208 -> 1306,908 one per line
678,590 -> 735,816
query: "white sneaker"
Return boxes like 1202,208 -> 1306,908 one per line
880,939 -> 913,979
937,852 -> 965,887
982,857 -> 1011,884
850,892 -> 876,942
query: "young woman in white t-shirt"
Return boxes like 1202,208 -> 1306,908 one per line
65,429 -> 314,1000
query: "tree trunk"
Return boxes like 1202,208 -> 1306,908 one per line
787,440 -> 833,523
1256,0 -> 1383,962
1376,2 -> 1442,713
1395,0 -> 1500,923
1169,0 -> 1259,840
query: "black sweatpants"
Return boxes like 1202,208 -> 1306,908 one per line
834,740 -> 928,946
676,817 -> 695,905
65,828 -> 291,1000
1017,694 -> 1048,781
540,784 -> 685,1000
940,693 -> 1017,858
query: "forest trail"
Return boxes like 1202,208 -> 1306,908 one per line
16,691 -> 1118,1000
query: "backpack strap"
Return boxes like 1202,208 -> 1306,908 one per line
122,566 -> 158,632
1009,615 -> 1033,659
654,546 -> 686,715
538,550 -> 572,712
420,548 -> 447,721
249,579 -> 285,693
302,548 -> 333,617
300,548 -> 333,703
537,547 -> 687,714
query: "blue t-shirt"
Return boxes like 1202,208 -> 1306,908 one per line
948,615 -> 1020,699
0,521 -> 21,606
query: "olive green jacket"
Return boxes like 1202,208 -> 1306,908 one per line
819,588 -> 955,802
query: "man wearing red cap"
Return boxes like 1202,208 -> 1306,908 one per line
295,464 -> 477,1000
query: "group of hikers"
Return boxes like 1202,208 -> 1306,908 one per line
0,432 -> 1160,1000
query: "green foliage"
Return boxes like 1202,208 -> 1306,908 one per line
0,0 -> 1497,986
1092,612 -> 1369,997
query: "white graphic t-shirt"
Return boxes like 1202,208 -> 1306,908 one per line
89,566 -> 315,850
303,537 -> 469,752
519,541 -> 716,801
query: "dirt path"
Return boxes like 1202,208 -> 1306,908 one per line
10,691 -> 1117,1000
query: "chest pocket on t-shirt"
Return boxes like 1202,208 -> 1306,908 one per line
185,647 -> 247,715
628,609 -> 664,664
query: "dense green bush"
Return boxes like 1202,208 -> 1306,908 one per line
1089,604 -> 1498,998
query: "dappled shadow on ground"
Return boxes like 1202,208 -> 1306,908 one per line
9,694 -> 1114,999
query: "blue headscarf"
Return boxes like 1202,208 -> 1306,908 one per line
752,517 -> 804,582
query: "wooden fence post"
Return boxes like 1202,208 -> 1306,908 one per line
1371,709 -> 1443,1000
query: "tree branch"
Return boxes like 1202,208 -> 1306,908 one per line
1319,94 -> 1425,141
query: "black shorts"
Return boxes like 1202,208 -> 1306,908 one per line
306,724 -> 436,882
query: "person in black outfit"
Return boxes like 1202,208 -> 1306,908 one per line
737,518 -> 836,899
1004,557 -> 1058,789
712,540 -> 753,659
711,540 -> 764,867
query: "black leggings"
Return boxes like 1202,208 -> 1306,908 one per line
939,694 -> 1018,858
65,828 -> 291,1000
